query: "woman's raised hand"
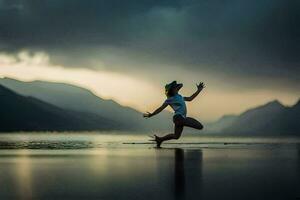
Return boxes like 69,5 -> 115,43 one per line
196,82 -> 205,91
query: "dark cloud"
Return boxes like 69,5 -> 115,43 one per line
0,0 -> 299,89
0,0 -> 181,48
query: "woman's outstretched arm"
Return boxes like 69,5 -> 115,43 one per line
143,102 -> 168,118
184,82 -> 205,102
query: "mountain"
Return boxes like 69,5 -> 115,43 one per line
0,78 -> 172,131
205,114 -> 237,133
266,100 -> 300,135
4,78 -> 297,135
0,85 -> 119,132
219,100 -> 300,135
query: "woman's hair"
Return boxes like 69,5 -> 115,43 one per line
165,80 -> 178,98
165,87 -> 176,97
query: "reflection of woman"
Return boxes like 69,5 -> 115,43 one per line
144,81 -> 205,147
174,148 -> 185,200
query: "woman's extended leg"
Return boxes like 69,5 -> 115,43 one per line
183,117 -> 203,130
154,125 -> 184,147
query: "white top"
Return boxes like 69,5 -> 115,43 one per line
165,94 -> 187,117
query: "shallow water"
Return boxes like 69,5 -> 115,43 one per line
0,132 -> 299,200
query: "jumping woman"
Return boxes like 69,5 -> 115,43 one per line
143,81 -> 205,147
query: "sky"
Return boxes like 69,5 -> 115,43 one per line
0,0 -> 299,121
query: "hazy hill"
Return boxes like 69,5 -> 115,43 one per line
205,115 -> 237,133
0,85 -> 119,132
220,100 -> 300,135
0,78 -> 172,131
264,100 -> 300,135
3,78 -> 297,135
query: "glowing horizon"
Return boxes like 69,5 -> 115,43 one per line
0,51 -> 298,122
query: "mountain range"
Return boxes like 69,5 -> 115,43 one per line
0,78 -> 299,135
0,78 -> 172,131
0,84 -> 118,131
207,100 -> 300,135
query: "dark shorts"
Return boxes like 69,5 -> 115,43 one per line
173,114 -> 185,125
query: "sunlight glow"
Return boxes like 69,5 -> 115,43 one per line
0,51 -> 298,121
0,51 -> 163,112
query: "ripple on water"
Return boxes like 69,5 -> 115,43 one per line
0,141 -> 101,149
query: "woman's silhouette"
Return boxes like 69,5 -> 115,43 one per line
143,81 -> 204,147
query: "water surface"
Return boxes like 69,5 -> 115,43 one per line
0,133 -> 299,200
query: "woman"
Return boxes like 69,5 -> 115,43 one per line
143,81 -> 205,147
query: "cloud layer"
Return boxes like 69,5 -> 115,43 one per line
1,1 -> 299,71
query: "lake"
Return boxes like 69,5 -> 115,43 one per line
0,132 -> 299,200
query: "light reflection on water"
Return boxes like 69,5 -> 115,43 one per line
0,132 -> 299,149
0,133 -> 299,200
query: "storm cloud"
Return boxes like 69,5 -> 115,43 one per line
0,0 -> 299,90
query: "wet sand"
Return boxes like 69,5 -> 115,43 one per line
0,133 -> 299,200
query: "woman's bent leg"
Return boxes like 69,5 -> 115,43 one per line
159,125 -> 184,142
154,115 -> 185,147
184,117 -> 203,130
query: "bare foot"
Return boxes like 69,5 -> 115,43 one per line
149,134 -> 162,148
154,134 -> 162,148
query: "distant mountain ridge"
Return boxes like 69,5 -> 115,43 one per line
205,115 -> 237,133
0,78 -> 172,131
208,100 -> 300,135
1,78 -> 299,135
0,85 -> 119,132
